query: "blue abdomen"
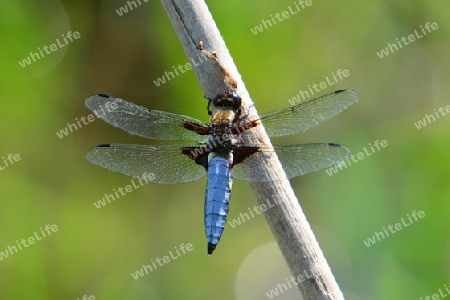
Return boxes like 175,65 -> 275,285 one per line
205,156 -> 233,254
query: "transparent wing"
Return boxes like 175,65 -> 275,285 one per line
85,94 -> 208,142
257,89 -> 358,138
233,143 -> 351,182
85,144 -> 207,184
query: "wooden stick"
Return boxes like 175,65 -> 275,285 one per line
159,0 -> 345,298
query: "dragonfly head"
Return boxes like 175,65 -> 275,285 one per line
207,90 -> 241,115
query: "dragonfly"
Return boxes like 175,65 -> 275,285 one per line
85,89 -> 358,254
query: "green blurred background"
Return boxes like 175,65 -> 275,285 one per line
1,0 -> 449,299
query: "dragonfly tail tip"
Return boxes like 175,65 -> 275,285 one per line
207,243 -> 216,255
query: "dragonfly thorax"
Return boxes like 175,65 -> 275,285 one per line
207,123 -> 239,153
211,109 -> 238,124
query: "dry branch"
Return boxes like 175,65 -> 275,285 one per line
159,0 -> 345,298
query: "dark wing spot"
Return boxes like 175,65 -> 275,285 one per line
328,143 -> 341,147
97,144 -> 111,147
334,90 -> 346,94
97,94 -> 110,98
